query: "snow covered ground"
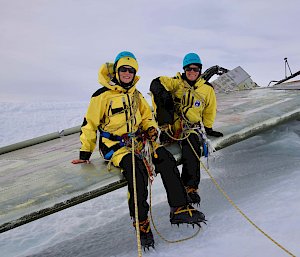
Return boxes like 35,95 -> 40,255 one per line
0,102 -> 88,147
0,102 -> 299,257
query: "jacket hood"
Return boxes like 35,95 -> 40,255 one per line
98,62 -> 140,93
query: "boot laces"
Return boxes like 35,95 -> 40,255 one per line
133,218 -> 151,233
173,205 -> 197,217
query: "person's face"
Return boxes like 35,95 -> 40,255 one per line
185,65 -> 201,82
118,65 -> 135,84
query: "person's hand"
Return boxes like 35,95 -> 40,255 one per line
205,127 -> 223,137
159,131 -> 174,144
146,126 -> 158,142
159,124 -> 174,144
71,159 -> 91,164
159,124 -> 170,131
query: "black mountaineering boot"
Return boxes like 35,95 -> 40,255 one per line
133,218 -> 155,250
170,205 -> 206,227
186,186 -> 201,206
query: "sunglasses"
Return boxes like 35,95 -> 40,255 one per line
118,66 -> 136,74
185,67 -> 201,72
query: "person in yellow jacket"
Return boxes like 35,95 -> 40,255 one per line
150,52 -> 223,206
72,51 -> 205,250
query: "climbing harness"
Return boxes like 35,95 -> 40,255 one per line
161,120 -> 215,167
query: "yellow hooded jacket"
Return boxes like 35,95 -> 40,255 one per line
155,72 -> 217,132
80,62 -> 157,167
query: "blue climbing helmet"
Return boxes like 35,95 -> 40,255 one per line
114,51 -> 136,63
114,51 -> 138,73
182,53 -> 202,69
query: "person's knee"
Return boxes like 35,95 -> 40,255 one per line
119,154 -> 133,173
154,147 -> 178,175
156,147 -> 176,163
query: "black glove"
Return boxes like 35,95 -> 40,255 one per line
205,127 -> 223,137
146,126 -> 158,142
158,124 -> 174,144
159,130 -> 173,144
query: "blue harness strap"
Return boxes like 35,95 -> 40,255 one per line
203,142 -> 208,157
104,149 -> 115,160
100,130 -> 142,159
100,131 -> 126,159
100,131 -> 124,143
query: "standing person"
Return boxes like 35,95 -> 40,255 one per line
150,52 -> 223,206
72,51 -> 205,250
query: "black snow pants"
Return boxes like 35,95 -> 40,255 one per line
180,132 -> 203,189
119,146 -> 188,221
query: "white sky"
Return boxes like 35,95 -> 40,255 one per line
0,0 -> 299,102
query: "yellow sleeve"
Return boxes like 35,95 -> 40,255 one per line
202,87 -> 217,128
80,95 -> 105,154
159,76 -> 178,92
